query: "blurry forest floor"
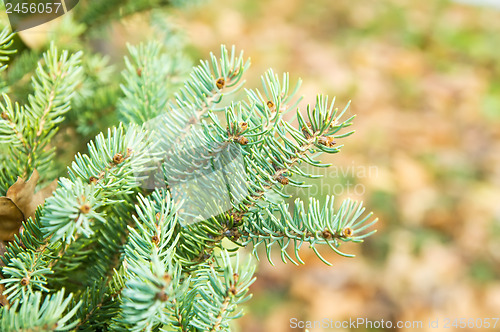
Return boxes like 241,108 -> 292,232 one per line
166,0 -> 500,331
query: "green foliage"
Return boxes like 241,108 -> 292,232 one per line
0,43 -> 83,192
0,10 -> 377,330
0,27 -> 16,94
0,290 -> 80,331
118,42 -> 190,124
1,0 -> 189,146
243,197 -> 377,265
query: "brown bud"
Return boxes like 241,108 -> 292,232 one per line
322,229 -> 332,239
266,100 -> 275,111
276,175 -> 289,185
152,234 -> 160,245
89,176 -> 99,184
137,68 -> 142,77
342,227 -> 353,238
233,273 -> 239,284
80,203 -> 91,214
318,136 -> 336,147
1,112 -> 8,120
20,276 -> 30,286
239,122 -> 248,131
156,291 -> 169,302
216,77 -> 225,89
237,136 -> 249,145
113,153 -> 124,164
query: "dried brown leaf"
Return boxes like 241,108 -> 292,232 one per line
0,198 -> 24,241
0,170 -> 57,241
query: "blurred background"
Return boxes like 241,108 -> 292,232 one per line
5,0 -> 500,330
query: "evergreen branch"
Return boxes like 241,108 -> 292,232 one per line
0,95 -> 30,149
170,73 -> 363,267
0,27 -> 16,75
41,178 -> 106,244
24,43 -> 83,179
68,125 -> 152,196
131,44 -> 249,161
0,251 -> 53,302
172,45 -> 249,120
0,37 -> 378,331
112,191 -> 187,331
115,252 -> 185,331
236,94 -> 354,214
0,209 -> 59,303
124,190 -> 179,263
242,196 -> 378,265
0,289 -> 80,332
70,279 -> 120,332
0,44 -> 83,190
188,251 -> 256,332
118,41 -> 189,124
41,125 -> 152,244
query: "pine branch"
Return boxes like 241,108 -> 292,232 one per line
169,72 -> 359,265
41,178 -> 107,244
242,196 -> 378,265
118,41 -> 188,124
111,191 -> 187,331
0,289 -> 80,332
0,44 -> 83,191
187,251 -> 255,332
0,27 -> 16,94
70,279 -> 117,332
33,125 -> 153,279
71,53 -> 119,137
123,44 -> 249,151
